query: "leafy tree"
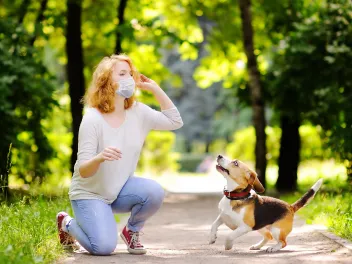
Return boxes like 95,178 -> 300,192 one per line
0,18 -> 57,198
267,0 -> 352,190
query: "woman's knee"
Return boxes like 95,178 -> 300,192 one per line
91,237 -> 117,256
146,181 -> 165,207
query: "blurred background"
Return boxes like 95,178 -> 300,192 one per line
0,0 -> 352,262
0,0 -> 351,197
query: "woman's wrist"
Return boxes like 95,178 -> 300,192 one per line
149,85 -> 161,94
94,153 -> 105,163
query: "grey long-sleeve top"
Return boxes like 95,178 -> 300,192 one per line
68,102 -> 183,204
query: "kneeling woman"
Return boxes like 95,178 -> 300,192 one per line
56,54 -> 183,255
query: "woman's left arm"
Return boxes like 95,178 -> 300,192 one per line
137,74 -> 183,130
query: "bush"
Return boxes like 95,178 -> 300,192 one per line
177,153 -> 209,172
226,125 -> 330,163
138,131 -> 180,175
0,18 -> 57,191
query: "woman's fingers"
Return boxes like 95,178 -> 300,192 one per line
140,74 -> 148,80
140,74 -> 152,83
108,147 -> 122,154
104,148 -> 122,160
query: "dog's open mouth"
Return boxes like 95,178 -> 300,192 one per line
216,164 -> 229,174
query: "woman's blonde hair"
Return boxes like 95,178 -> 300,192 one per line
83,54 -> 140,113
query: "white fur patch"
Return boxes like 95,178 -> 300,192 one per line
218,197 -> 250,230
271,227 -> 281,241
225,176 -> 239,191
312,178 -> 323,192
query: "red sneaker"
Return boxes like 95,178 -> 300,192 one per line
120,226 -> 147,255
56,212 -> 76,248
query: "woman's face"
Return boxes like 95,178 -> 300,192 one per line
112,60 -> 133,82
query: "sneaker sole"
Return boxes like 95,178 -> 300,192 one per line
120,233 -> 147,255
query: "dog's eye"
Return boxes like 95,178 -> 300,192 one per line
233,160 -> 238,166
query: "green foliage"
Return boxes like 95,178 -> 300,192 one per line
226,125 -> 330,163
0,196 -> 72,263
138,131 -> 179,175
266,0 -> 352,176
226,126 -> 280,163
0,18 -> 57,187
300,125 -> 331,161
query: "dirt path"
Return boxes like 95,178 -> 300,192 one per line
61,193 -> 352,264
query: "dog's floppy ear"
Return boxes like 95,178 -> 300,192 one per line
248,169 -> 265,193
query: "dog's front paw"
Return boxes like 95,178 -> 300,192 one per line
209,233 -> 217,244
265,246 -> 281,253
249,244 -> 262,250
224,238 -> 233,250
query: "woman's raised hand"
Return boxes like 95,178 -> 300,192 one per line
137,74 -> 159,92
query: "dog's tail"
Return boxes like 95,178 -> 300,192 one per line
291,179 -> 323,213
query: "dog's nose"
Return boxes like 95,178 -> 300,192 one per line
217,155 -> 223,159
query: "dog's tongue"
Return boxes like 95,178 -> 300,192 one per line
216,165 -> 224,171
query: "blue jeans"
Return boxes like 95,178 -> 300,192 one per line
66,176 -> 165,255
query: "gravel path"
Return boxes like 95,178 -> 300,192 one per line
60,193 -> 352,264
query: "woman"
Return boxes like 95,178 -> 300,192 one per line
56,54 -> 183,256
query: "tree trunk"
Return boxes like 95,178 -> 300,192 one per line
239,0 -> 267,187
0,144 -> 12,200
29,0 -> 48,46
276,115 -> 300,192
66,0 -> 85,173
185,139 -> 192,153
115,0 -> 128,54
205,137 -> 211,153
18,0 -> 31,24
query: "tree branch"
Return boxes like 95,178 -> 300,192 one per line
29,0 -> 48,46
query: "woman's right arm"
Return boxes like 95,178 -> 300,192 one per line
79,147 -> 122,178
77,114 -> 122,178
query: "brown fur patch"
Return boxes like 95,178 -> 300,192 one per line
243,203 -> 255,228
248,169 -> 265,193
225,159 -> 265,193
272,213 -> 294,248
258,228 -> 273,240
252,196 -> 291,230
230,196 -> 255,212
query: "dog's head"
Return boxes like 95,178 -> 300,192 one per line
216,155 -> 265,193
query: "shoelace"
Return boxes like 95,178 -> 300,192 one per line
129,231 -> 143,248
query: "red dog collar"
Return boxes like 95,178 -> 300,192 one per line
223,185 -> 252,200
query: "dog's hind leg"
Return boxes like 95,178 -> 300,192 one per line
266,215 -> 293,253
209,215 -> 223,244
250,228 -> 273,250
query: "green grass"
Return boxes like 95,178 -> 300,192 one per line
280,182 -> 352,241
0,194 -> 73,264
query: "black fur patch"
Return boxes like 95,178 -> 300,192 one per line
253,196 -> 289,230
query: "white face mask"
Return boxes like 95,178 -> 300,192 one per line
116,76 -> 135,98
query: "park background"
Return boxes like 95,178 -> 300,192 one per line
0,0 -> 351,263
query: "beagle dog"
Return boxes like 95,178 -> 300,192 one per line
209,155 -> 323,252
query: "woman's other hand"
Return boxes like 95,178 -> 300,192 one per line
97,147 -> 122,162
